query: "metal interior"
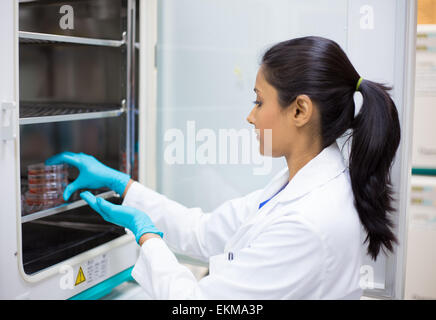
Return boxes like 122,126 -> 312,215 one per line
18,0 -> 135,275
19,0 -> 125,40
19,44 -> 125,106
21,197 -> 125,275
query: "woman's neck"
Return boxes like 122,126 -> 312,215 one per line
285,142 -> 322,182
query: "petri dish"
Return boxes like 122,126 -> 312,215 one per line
25,191 -> 64,206
28,181 -> 67,194
28,163 -> 68,175
28,174 -> 68,185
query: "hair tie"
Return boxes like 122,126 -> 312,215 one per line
356,77 -> 363,92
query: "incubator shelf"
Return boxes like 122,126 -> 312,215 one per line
19,101 -> 126,125
21,190 -> 117,223
19,31 -> 126,47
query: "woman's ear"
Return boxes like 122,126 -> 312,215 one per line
292,94 -> 314,127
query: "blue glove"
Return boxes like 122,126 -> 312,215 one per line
80,191 -> 163,243
45,152 -> 131,201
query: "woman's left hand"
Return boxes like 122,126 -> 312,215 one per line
80,191 -> 163,244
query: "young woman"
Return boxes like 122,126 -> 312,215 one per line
47,36 -> 401,299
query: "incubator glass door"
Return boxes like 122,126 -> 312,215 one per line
154,0 -> 415,299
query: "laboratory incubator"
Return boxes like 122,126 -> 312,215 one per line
1,0 -> 140,299
0,0 -> 417,299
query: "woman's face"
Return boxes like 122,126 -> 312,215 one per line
247,67 -> 295,157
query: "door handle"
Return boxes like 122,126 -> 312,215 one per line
1,101 -> 16,141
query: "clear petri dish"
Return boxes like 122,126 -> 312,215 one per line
27,163 -> 68,175
28,181 -> 67,194
28,173 -> 68,184
25,191 -> 64,206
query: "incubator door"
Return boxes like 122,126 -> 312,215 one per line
149,0 -> 416,299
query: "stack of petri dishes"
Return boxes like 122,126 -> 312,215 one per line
24,163 -> 69,214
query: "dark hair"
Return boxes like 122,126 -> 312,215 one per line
261,36 -> 400,260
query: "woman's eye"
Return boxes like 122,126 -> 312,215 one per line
253,100 -> 262,107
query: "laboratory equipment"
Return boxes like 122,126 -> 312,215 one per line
412,25 -> 436,172
0,0 -> 139,299
405,24 -> 436,300
405,175 -> 436,299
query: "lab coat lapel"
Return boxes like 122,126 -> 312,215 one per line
278,142 -> 347,206
224,142 -> 347,252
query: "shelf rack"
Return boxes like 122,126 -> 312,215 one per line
19,101 -> 126,125
19,31 -> 126,47
18,30 -> 130,220
21,190 -> 117,223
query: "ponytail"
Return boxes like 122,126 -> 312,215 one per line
350,79 -> 400,260
261,36 -> 401,260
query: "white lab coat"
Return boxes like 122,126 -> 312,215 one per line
123,142 -> 363,299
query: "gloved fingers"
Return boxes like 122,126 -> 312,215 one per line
96,197 -> 122,225
45,151 -> 81,167
63,176 -> 85,201
96,197 -> 117,216
80,191 -> 108,220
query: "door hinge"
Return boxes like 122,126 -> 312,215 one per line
1,101 -> 16,141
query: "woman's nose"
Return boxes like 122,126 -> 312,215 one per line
246,107 -> 255,125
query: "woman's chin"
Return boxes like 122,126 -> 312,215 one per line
259,145 -> 275,157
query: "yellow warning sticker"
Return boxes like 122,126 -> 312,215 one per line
75,266 -> 86,286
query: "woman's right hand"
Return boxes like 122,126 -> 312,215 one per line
45,151 -> 131,201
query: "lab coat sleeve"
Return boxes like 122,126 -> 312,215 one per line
131,215 -> 326,299
122,181 -> 262,262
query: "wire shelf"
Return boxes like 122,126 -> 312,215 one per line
21,191 -> 117,224
19,31 -> 126,47
19,101 -> 125,125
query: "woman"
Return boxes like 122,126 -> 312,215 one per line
47,36 -> 401,299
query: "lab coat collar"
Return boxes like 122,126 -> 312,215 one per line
261,141 -> 347,206
224,142 -> 347,253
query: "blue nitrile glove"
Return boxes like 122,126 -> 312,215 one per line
80,191 -> 163,243
45,152 -> 131,201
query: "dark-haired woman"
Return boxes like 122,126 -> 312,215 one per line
47,36 -> 401,299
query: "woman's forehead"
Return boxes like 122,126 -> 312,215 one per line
255,68 -> 275,96
254,69 -> 266,91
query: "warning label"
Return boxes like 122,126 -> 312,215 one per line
86,254 -> 108,285
75,266 -> 86,286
